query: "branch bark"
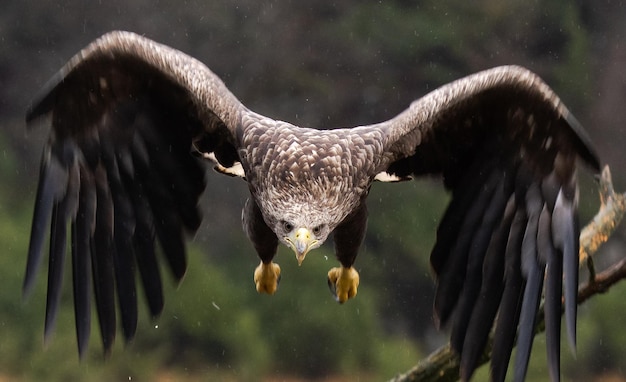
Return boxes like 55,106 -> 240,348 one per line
389,166 -> 626,382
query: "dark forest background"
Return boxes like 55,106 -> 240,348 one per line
1,1 -> 625,381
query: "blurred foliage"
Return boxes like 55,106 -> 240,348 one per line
1,0 -> 625,381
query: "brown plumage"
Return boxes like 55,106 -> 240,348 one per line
23,31 -> 600,381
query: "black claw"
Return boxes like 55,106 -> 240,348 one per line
327,277 -> 335,294
327,277 -> 339,302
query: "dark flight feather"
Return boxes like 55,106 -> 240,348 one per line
92,163 -> 117,354
490,207 -> 526,382
23,145 -> 70,297
449,165 -> 513,351
458,195 -> 516,381
71,168 -> 96,357
539,205 -> 563,382
553,180 -> 580,352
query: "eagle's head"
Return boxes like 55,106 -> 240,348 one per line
258,180 -> 363,265
273,214 -> 331,265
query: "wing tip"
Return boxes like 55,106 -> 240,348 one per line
26,67 -> 69,125
560,109 -> 602,172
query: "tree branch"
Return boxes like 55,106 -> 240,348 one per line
389,166 -> 626,382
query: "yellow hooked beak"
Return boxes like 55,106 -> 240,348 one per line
285,227 -> 319,266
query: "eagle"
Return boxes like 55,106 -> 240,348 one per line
23,31 -> 600,381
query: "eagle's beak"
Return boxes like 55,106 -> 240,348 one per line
286,227 -> 318,266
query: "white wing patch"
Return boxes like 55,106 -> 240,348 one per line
204,152 -> 246,178
374,171 -> 412,182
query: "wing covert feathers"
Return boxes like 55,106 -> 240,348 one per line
26,31 -> 243,134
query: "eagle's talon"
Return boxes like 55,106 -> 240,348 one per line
327,266 -> 359,303
254,261 -> 281,294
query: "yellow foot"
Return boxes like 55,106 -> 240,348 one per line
327,266 -> 359,303
254,261 -> 281,294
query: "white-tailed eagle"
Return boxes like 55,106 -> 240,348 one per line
23,31 -> 600,381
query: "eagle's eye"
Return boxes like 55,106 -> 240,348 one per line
282,221 -> 294,232
312,225 -> 324,236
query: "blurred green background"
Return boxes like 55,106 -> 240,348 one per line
1,1 -> 625,380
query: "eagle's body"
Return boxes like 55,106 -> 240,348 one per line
240,118 -> 383,229
23,31 -> 601,382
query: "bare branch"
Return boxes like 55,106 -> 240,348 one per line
579,166 -> 626,263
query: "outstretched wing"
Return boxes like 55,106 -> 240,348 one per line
24,31 -> 244,357
379,66 -> 601,381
